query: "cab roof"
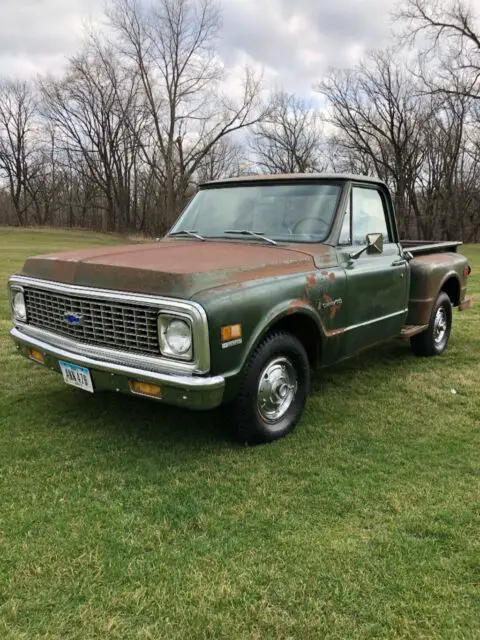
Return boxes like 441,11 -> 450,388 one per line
200,173 -> 386,187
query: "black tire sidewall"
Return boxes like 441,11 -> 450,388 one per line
412,291 -> 452,357
428,292 -> 452,355
233,332 -> 310,443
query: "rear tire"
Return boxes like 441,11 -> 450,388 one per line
231,331 -> 310,445
410,291 -> 452,357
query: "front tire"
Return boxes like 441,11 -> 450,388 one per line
410,291 -> 452,357
231,332 -> 310,444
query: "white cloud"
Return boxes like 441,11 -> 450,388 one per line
220,0 -> 397,97
0,0 -> 103,78
0,0 -> 397,92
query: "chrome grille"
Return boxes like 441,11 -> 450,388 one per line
23,288 -> 160,355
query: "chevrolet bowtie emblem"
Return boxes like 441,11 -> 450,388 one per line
64,312 -> 84,326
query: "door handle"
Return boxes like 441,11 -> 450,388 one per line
391,259 -> 407,267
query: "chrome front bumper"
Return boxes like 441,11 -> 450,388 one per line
11,327 -> 225,410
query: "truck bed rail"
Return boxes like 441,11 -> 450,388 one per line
400,240 -> 462,256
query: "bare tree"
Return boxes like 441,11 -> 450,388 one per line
195,137 -> 246,182
414,90 -> 480,240
325,132 -> 378,176
109,0 -> 265,228
317,49 -> 429,234
0,80 -> 38,225
396,0 -> 480,100
411,93 -> 470,237
250,91 -> 325,174
318,45 -> 480,239
26,124 -> 61,226
41,38 -> 145,231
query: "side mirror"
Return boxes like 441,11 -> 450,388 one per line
349,233 -> 384,260
366,232 -> 384,254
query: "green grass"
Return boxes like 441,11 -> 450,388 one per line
0,228 -> 479,639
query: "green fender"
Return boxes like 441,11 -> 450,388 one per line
221,299 -> 325,401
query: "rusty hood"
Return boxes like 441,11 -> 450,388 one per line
19,239 -> 331,298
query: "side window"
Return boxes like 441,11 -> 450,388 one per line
351,187 -> 390,245
339,195 -> 351,245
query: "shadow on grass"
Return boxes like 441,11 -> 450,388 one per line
50,387 -> 233,449
313,338 -> 417,390
38,339 -> 420,450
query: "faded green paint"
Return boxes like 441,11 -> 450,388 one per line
10,175 -> 472,410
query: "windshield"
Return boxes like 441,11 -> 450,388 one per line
169,182 -> 342,243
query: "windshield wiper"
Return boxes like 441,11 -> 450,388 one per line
168,229 -> 206,241
224,229 -> 277,246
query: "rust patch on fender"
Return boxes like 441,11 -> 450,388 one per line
286,297 -> 345,337
286,274 -> 318,315
301,273 -> 317,300
305,274 -> 316,290
323,325 -> 345,337
287,298 -> 310,314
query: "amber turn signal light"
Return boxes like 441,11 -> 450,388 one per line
129,380 -> 162,398
28,349 -> 45,364
221,324 -> 242,342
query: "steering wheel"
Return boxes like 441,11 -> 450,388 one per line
291,217 -> 330,235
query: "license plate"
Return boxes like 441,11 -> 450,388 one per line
59,361 -> 94,393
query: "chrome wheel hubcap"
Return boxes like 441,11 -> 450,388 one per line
434,306 -> 448,346
257,356 -> 298,422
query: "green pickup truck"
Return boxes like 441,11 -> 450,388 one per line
9,174 -> 472,443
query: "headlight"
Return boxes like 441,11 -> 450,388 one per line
158,315 -> 193,360
12,290 -> 27,322
166,320 -> 191,354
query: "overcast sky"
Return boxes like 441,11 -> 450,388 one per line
0,0 -> 397,96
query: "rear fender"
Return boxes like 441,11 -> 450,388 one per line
407,252 -> 469,325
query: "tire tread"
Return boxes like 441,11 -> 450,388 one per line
232,331 -> 310,444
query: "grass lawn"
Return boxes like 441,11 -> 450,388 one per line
0,228 -> 479,639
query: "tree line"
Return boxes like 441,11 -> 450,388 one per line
1,0 -> 480,240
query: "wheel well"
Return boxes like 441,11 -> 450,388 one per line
267,313 -> 322,368
441,276 -> 460,306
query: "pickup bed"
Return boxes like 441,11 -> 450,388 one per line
9,173 -> 472,443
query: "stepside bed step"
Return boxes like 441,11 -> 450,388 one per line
400,324 -> 428,339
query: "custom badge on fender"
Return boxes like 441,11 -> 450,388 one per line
320,297 -> 343,310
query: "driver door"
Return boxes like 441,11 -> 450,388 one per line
337,184 -> 409,356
